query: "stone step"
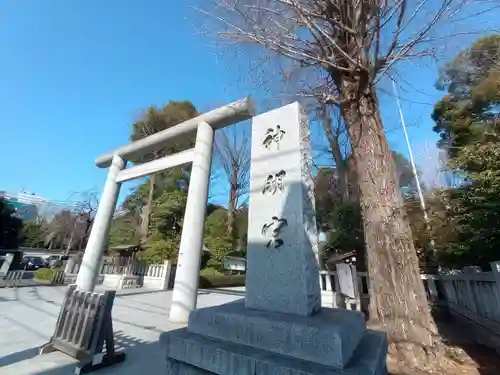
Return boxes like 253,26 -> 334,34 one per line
161,327 -> 388,375
186,300 -> 366,369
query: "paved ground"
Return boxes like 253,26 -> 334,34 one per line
0,285 -> 245,375
0,271 -> 44,288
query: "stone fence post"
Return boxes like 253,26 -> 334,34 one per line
161,260 -> 172,290
490,261 -> 500,290
424,275 -> 439,303
64,256 -> 77,274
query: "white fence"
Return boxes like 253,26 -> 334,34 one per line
422,261 -> 500,347
65,259 -> 173,290
320,261 -> 500,351
320,262 -> 500,322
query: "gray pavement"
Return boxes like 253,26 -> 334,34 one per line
0,285 -> 244,375
0,271 -> 47,288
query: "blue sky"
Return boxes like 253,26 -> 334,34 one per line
0,1 -> 496,207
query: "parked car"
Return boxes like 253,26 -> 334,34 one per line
21,256 -> 47,271
44,255 -> 69,269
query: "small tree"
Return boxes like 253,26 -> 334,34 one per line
108,213 -> 142,248
213,124 -> 251,241
44,209 -> 75,249
130,101 -> 198,241
69,189 -> 99,252
20,221 -> 46,248
204,208 -> 234,270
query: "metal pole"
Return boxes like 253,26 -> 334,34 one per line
392,80 -> 440,271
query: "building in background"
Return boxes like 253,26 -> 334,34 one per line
222,254 -> 246,274
0,191 -> 49,222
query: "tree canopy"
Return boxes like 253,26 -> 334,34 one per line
432,35 -> 500,158
431,34 -> 500,269
130,100 -> 199,242
131,101 -> 198,161
0,198 -> 23,249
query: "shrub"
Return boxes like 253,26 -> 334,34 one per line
199,274 -> 245,289
200,267 -> 224,277
34,268 -> 56,281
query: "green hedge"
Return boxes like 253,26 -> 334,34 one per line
200,267 -> 225,277
34,268 -> 56,281
199,274 -> 246,289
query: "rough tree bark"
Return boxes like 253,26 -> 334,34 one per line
339,76 -> 439,365
227,167 -> 239,239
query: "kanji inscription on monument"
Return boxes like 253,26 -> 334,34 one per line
246,102 -> 321,315
261,216 -> 288,249
262,125 -> 286,150
262,170 -> 287,195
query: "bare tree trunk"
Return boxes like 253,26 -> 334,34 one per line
67,232 -> 74,252
340,79 -> 438,359
319,103 -> 350,202
80,217 -> 93,253
140,173 -> 156,241
66,217 -> 79,253
227,167 -> 238,239
213,126 -> 250,244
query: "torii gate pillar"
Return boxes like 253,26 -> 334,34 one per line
76,155 -> 126,291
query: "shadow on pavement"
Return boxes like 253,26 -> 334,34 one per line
4,331 -> 165,375
0,347 -> 39,367
201,288 -> 245,297
433,305 -> 500,375
29,286 -> 170,318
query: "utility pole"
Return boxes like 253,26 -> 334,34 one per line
392,80 -> 440,272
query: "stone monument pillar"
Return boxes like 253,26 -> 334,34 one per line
160,102 -> 388,375
245,103 -> 321,316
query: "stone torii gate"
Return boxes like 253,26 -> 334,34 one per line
75,98 -> 255,324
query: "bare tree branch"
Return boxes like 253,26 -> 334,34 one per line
198,0 -> 492,102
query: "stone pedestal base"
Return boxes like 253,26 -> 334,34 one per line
160,301 -> 388,375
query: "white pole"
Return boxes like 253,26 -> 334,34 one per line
76,154 -> 126,291
169,121 -> 214,324
392,81 -> 439,268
